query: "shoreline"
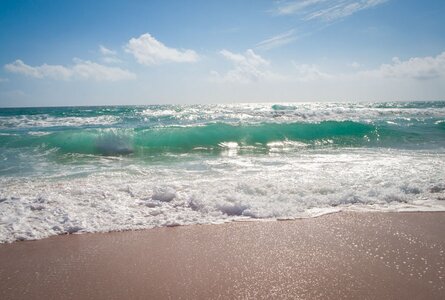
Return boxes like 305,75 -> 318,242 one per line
4,208 -> 445,244
1,211 -> 444,299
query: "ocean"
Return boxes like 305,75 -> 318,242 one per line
1,101 -> 444,242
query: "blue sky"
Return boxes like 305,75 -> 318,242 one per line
0,0 -> 444,106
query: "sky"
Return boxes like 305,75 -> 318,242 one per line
0,0 -> 444,107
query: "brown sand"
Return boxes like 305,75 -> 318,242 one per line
0,212 -> 444,299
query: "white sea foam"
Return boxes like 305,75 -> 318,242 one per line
1,148 -> 444,243
267,140 -> 308,152
0,133 -> 17,136
218,141 -> 239,149
28,131 -> 51,136
1,103 -> 444,131
158,103 -> 445,125
0,115 -> 119,129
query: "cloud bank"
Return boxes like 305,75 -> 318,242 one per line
5,59 -> 136,81
363,52 -> 445,80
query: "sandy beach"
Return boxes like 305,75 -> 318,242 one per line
0,212 -> 444,300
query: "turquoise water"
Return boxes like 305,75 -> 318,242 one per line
1,102 -> 445,242
1,102 -> 444,164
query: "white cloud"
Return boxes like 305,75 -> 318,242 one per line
289,52 -> 445,82
0,77 -> 9,83
71,59 -> 136,81
99,45 -> 122,64
275,0 -> 326,15
5,60 -> 72,80
275,0 -> 388,21
101,56 -> 123,64
292,62 -> 332,81
4,59 -> 136,81
256,30 -> 297,50
125,33 -> 199,65
99,45 -> 117,56
213,49 -> 333,83
362,52 -> 445,80
308,0 -> 387,21
349,61 -> 361,68
212,49 -> 283,83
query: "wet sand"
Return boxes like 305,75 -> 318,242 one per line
0,212 -> 444,299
